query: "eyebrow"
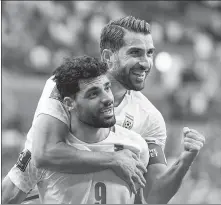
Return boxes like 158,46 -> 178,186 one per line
127,46 -> 155,52
85,87 -> 99,93
85,82 -> 111,93
104,81 -> 111,87
148,47 -> 156,52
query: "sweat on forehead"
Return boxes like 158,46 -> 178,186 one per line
78,75 -> 109,90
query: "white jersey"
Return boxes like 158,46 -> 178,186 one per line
24,77 -> 167,151
114,90 -> 167,149
37,125 -> 149,204
9,125 -> 149,203
24,76 -> 70,151
8,76 -> 166,201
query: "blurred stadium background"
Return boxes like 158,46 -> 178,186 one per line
2,1 -> 221,203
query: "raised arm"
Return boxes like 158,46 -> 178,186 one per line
142,127 -> 205,204
31,114 -> 147,193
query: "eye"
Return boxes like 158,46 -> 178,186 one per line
147,49 -> 155,56
131,50 -> 140,55
88,91 -> 98,99
105,85 -> 111,92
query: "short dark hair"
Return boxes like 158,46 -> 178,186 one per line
100,16 -> 151,54
53,55 -> 108,99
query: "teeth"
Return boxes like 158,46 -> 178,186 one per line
137,76 -> 145,80
133,72 -> 145,77
101,108 -> 112,114
102,109 -> 113,117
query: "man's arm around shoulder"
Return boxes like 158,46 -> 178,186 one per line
31,114 -> 148,194
32,114 -> 115,174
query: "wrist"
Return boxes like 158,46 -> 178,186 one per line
181,150 -> 198,167
105,152 -> 118,170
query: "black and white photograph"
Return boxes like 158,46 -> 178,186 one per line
1,1 -> 221,204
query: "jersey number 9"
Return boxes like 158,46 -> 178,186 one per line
95,182 -> 106,204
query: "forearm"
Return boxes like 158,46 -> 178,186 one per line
2,175 -> 28,204
34,142 -> 115,174
145,151 -> 198,204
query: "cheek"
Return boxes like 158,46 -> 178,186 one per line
77,106 -> 93,121
76,103 -> 90,114
125,59 -> 139,73
116,53 -> 133,68
79,101 -> 98,114
149,58 -> 154,67
119,57 -> 138,71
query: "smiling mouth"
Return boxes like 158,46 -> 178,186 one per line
132,68 -> 151,77
132,71 -> 146,80
100,107 -> 114,116
132,72 -> 146,77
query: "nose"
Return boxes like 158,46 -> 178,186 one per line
101,91 -> 114,106
139,56 -> 152,70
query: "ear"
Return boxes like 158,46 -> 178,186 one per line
101,49 -> 115,70
63,97 -> 76,111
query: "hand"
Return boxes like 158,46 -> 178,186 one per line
183,127 -> 205,153
111,149 -> 147,194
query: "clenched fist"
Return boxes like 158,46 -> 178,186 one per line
183,127 -> 205,152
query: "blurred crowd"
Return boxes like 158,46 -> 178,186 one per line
2,1 -> 221,204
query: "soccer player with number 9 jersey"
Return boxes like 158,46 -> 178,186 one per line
35,56 -> 149,203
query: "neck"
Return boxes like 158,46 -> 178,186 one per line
107,73 -> 127,107
70,115 -> 110,143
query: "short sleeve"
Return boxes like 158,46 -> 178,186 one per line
33,84 -> 71,127
139,138 -> 150,167
8,149 -> 44,193
141,110 -> 167,150
34,98 -> 70,127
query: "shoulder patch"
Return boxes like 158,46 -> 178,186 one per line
16,149 -> 31,172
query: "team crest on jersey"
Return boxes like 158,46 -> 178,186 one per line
49,86 -> 62,102
122,113 -> 134,130
114,144 -> 124,152
16,149 -> 31,172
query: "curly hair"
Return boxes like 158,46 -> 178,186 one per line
100,16 -> 151,54
53,55 -> 109,99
